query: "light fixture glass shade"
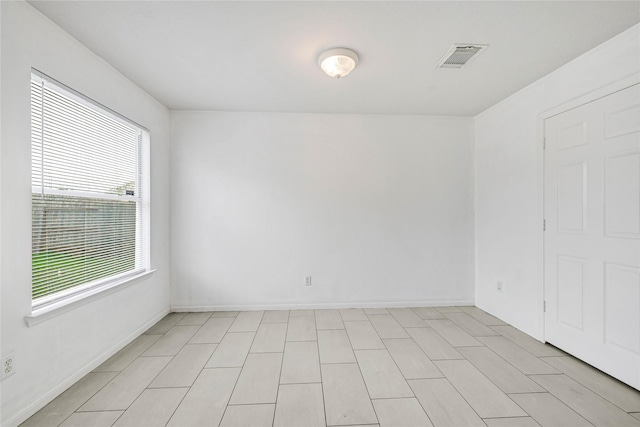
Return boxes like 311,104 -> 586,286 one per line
318,48 -> 359,79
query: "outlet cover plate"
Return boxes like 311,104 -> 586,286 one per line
2,352 -> 16,381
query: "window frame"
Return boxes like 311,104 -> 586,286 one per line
29,69 -> 151,316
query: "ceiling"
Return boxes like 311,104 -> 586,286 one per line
29,1 -> 640,116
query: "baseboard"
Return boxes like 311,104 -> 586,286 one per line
171,299 -> 475,312
4,307 -> 170,427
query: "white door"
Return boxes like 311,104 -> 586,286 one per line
545,83 -> 640,390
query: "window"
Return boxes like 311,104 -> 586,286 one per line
30,70 -> 150,311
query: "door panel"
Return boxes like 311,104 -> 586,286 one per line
604,263 -> 640,355
556,255 -> 585,330
557,162 -> 587,233
605,104 -> 640,138
545,83 -> 640,390
605,150 -> 640,238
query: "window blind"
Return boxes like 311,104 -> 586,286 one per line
31,71 -> 150,308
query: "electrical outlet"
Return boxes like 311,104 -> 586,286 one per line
304,276 -> 312,286
497,281 -> 503,293
2,352 -> 16,381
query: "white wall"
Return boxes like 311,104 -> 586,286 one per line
0,3 -> 172,425
171,112 -> 474,310
474,24 -> 640,340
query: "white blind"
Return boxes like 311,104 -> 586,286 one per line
31,71 -> 150,307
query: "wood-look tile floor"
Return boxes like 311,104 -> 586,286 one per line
22,306 -> 640,427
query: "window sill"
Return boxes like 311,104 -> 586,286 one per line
25,269 -> 156,327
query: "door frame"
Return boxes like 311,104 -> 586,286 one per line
538,72 -> 640,343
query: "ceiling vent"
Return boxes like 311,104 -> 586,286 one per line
436,44 -> 488,69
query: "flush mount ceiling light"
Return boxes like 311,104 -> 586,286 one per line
318,48 -> 359,79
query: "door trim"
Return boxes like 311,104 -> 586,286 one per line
539,72 -> 640,344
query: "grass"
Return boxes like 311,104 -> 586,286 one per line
32,251 -> 134,299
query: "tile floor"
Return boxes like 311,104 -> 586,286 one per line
22,306 -> 640,427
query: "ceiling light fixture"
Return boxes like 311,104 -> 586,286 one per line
318,48 -> 359,79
